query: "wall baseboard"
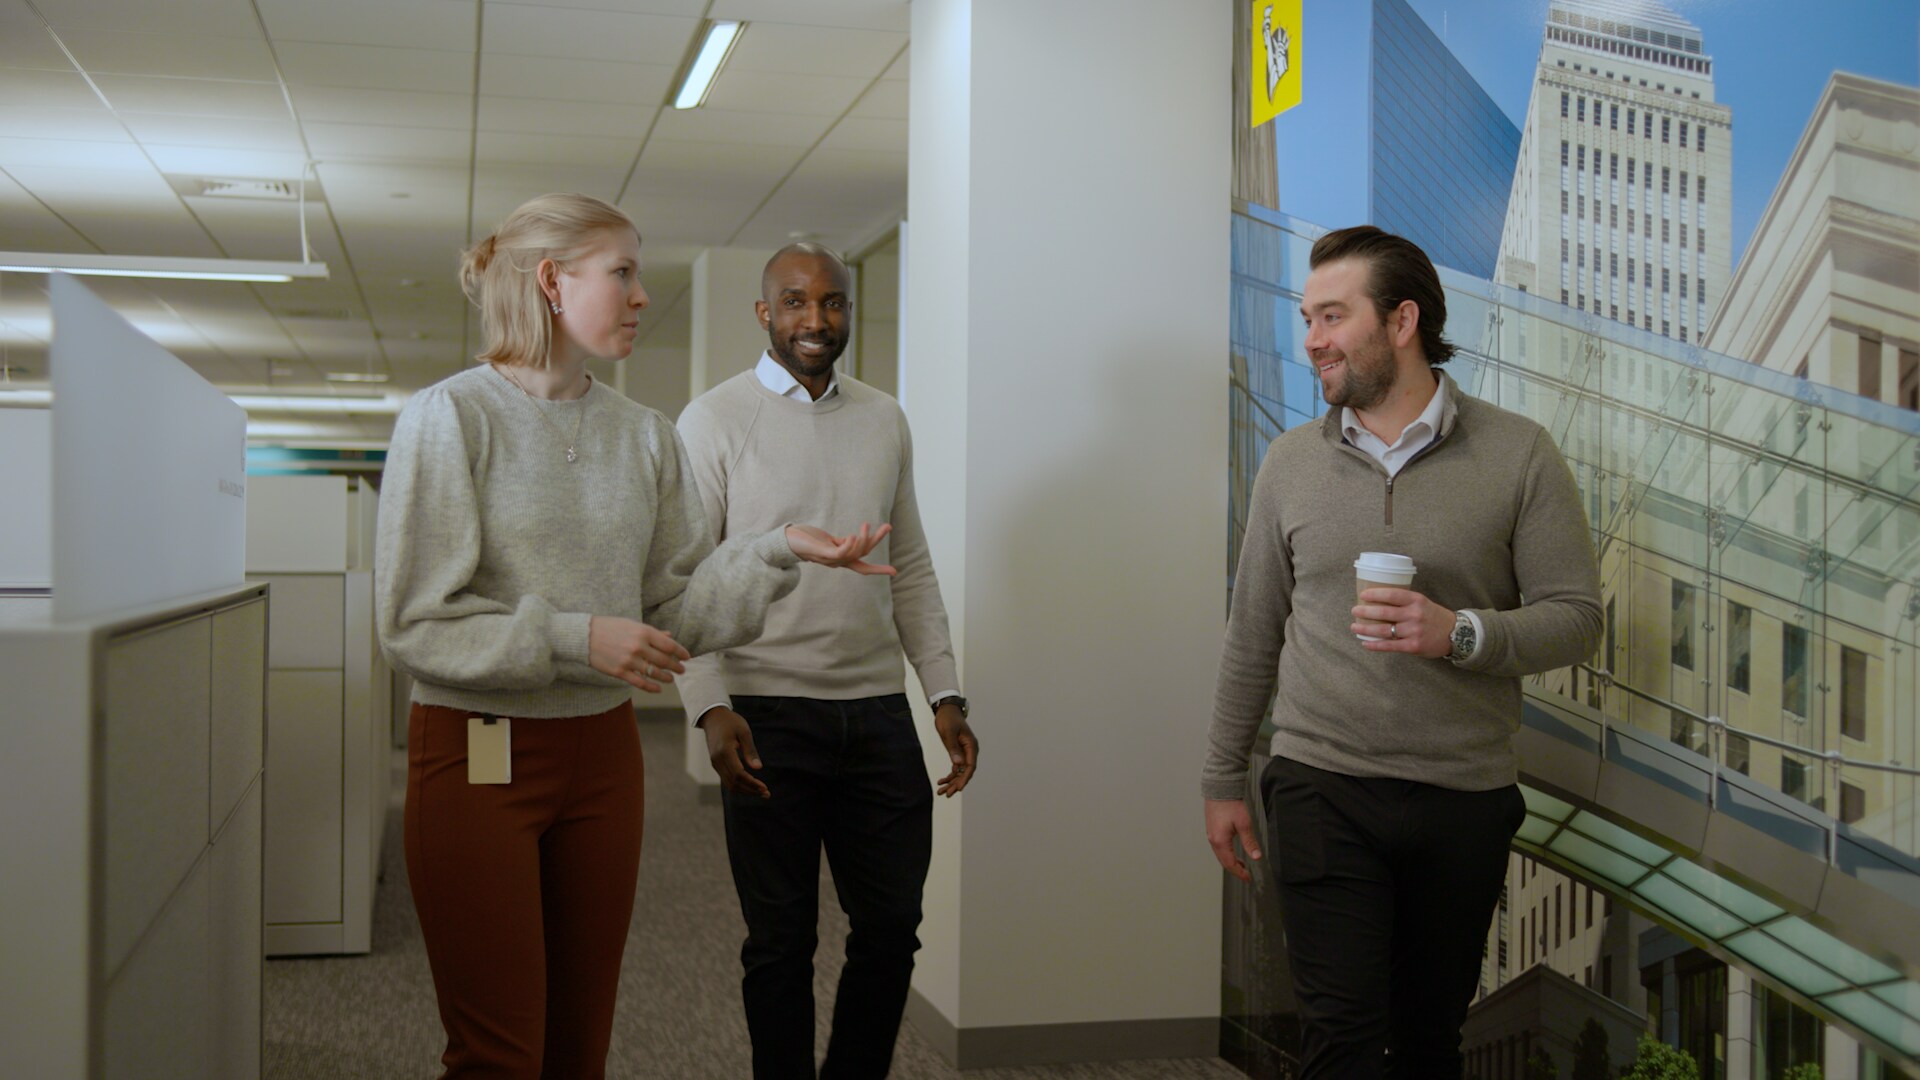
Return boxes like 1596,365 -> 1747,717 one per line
904,989 -> 1218,1069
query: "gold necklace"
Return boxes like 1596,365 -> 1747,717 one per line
497,364 -> 590,463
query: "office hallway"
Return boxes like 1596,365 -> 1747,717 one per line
263,712 -> 1238,1079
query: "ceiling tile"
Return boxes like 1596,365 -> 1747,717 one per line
482,4 -> 696,67
477,52 -> 674,105
723,22 -> 904,79
0,135 -> 145,170
0,103 -> 125,142
490,0 -> 708,15
0,170 -> 90,251
121,113 -> 305,154
316,160 -> 471,192
816,115 -> 904,154
0,5 -> 68,69
142,144 -> 310,178
305,121 -> 473,164
94,75 -> 291,121
701,68 -> 866,117
258,0 -> 478,51
627,138 -> 800,200
475,130 -> 635,168
710,0 -> 909,33
275,41 -> 474,94
33,0 -> 261,39
185,197 -> 317,261
58,28 -> 278,81
293,86 -> 473,130
650,106 -> 831,148
0,67 -> 104,109
848,76 -> 905,119
477,95 -> 655,138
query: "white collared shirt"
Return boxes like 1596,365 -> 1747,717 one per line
1340,380 -> 1446,479
1340,379 -> 1484,661
754,351 -> 840,403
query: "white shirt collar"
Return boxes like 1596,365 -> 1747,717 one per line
1341,377 -> 1446,453
754,351 -> 839,403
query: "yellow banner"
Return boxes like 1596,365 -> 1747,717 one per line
1251,0 -> 1301,126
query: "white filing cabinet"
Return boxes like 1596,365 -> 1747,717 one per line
0,583 -> 268,1079
246,475 -> 391,956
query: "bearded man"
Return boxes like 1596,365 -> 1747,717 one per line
1201,225 -> 1602,1079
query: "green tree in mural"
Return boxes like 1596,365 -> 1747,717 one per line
1572,1018 -> 1613,1080
1781,1065 -> 1823,1080
1527,1049 -> 1561,1080
1622,1034 -> 1700,1079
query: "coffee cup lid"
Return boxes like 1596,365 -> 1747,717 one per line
1354,552 -> 1416,573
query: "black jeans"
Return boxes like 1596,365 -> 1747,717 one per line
722,694 -> 934,1080
1261,755 -> 1524,1080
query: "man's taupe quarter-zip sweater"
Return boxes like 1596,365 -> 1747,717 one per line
1202,371 -> 1604,796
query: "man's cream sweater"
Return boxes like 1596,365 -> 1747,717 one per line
675,371 -> 958,714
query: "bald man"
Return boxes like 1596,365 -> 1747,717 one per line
677,244 -> 979,1079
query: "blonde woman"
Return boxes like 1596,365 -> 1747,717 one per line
375,192 -> 891,1078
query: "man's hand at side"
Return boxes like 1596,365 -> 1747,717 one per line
702,707 -> 770,799
933,701 -> 978,797
1205,798 -> 1264,883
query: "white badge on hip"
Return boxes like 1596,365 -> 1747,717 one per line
467,716 -> 512,784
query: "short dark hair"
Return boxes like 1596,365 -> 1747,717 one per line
1308,225 -> 1456,366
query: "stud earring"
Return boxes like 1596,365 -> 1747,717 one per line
550,300 -> 563,314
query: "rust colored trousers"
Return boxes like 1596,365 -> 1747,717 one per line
405,701 -> 644,1079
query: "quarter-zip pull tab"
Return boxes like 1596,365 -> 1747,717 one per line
1385,475 -> 1394,526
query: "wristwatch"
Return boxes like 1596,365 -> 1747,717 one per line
1447,611 -> 1476,664
934,696 -> 969,718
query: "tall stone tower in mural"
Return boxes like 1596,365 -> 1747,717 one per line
1495,0 -> 1732,345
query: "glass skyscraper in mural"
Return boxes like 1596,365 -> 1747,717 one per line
1494,0 -> 1733,344
1368,0 -> 1520,280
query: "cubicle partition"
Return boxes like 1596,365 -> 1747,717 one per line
245,473 -> 392,955
0,274 -> 267,1077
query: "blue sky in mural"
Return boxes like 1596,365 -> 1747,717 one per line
1278,0 -> 1919,270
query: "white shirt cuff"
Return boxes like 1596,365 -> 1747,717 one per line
928,690 -> 961,706
1463,610 -> 1486,663
695,701 -> 731,725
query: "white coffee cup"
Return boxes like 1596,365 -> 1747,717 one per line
1354,552 -> 1416,641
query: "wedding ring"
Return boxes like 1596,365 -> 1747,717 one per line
1388,624 -> 1398,639
643,663 -> 655,679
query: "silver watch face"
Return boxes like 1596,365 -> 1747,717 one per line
1451,617 -> 1475,657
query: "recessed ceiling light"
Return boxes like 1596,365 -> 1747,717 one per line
674,21 -> 744,110
325,372 -> 391,383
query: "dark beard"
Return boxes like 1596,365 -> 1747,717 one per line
1321,335 -> 1396,411
772,336 -> 844,379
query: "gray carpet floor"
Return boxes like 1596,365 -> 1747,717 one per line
263,713 -> 1239,1079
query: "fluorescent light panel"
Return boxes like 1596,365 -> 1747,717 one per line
0,252 -> 329,283
674,21 -> 744,109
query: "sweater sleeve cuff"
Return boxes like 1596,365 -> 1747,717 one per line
550,611 -> 593,666
754,526 -> 802,570
1201,776 -> 1247,801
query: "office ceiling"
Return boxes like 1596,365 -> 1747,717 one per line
0,0 -> 910,442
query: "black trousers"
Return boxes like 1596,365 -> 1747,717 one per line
722,694 -> 934,1080
1261,755 -> 1523,1080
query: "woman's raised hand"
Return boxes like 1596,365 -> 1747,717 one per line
587,616 -> 691,693
784,523 -> 896,576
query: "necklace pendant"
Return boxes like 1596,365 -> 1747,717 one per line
565,448 -> 579,463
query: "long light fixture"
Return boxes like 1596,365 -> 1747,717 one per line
0,252 -> 330,283
230,392 -> 406,415
673,20 -> 745,109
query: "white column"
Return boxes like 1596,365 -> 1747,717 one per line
1727,967 -> 1754,1080
903,0 -> 1230,1065
683,245 -> 777,788
1825,1025 -> 1860,1080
